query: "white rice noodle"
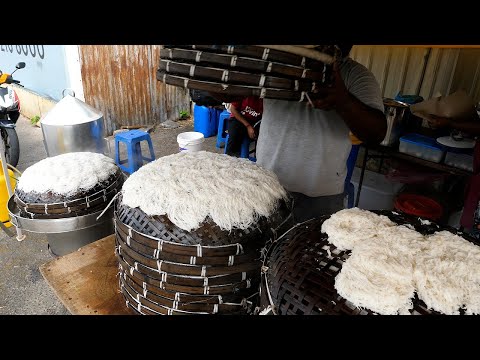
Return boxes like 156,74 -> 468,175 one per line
17,152 -> 118,196
329,208 -> 480,315
121,151 -> 288,232
335,225 -> 426,315
321,207 -> 396,251
414,231 -> 480,315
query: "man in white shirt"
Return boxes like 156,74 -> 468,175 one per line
256,45 -> 387,222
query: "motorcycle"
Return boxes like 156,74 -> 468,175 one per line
0,62 -> 25,167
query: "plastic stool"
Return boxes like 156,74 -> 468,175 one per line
216,110 -> 230,148
115,130 -> 155,174
224,134 -> 256,161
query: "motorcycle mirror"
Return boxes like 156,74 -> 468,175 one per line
15,62 -> 26,69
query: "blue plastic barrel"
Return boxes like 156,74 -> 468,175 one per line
193,104 -> 218,138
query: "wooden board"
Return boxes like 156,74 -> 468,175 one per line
40,235 -> 135,315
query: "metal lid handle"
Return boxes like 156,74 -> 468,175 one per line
62,88 -> 76,98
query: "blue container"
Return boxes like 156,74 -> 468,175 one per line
399,133 -> 445,163
193,105 -> 218,138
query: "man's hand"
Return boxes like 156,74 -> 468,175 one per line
424,114 -> 452,129
309,61 -> 351,111
246,125 -> 256,139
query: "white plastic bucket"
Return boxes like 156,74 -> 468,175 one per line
177,132 -> 205,152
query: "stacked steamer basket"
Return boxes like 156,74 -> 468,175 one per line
114,151 -> 291,315
259,216 -> 375,315
9,152 -> 124,256
157,45 -> 341,103
259,210 -> 480,315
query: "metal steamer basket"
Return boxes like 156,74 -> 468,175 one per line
259,210 -> 478,315
114,193 -> 291,315
8,168 -> 124,256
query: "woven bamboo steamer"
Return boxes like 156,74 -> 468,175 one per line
166,45 -> 337,69
158,45 -> 340,102
159,48 -> 330,80
119,273 -> 247,315
157,73 -> 329,103
115,223 -> 259,267
116,235 -> 261,314
115,193 -> 290,248
114,193 -> 291,315
257,45 -> 337,64
259,210 -> 476,315
158,59 -> 322,91
117,251 -> 254,304
114,214 -> 248,257
117,247 -> 258,288
119,275 -> 250,315
14,168 -> 124,219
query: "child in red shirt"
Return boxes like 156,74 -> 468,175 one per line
225,96 -> 263,157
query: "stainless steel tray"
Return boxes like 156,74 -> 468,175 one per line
7,195 -> 113,234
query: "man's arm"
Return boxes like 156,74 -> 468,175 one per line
426,112 -> 480,136
335,94 -> 387,144
312,62 -> 387,144
229,104 -> 257,139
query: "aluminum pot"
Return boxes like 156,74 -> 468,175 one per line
41,95 -> 106,156
381,98 -> 409,146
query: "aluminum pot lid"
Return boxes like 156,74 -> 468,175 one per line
41,95 -> 103,126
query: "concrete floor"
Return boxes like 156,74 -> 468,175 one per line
0,116 -> 223,315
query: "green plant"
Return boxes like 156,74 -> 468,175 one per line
179,110 -> 190,120
30,115 -> 40,125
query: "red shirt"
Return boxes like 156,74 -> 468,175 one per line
230,96 -> 263,124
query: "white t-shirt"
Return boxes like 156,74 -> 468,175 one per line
256,58 -> 385,197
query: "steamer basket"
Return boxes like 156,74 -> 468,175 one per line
11,164 -> 124,256
114,194 -> 293,315
165,45 -> 338,69
260,210 -> 479,315
158,60 -> 321,91
158,45 -> 339,103
115,195 -> 290,247
14,169 -> 124,219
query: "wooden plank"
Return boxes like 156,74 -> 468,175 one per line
39,235 -> 135,315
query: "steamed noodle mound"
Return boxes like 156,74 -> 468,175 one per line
320,207 -> 396,251
414,231 -> 480,315
121,151 -> 288,232
334,225 -> 427,315
17,152 -> 118,197
322,208 -> 480,315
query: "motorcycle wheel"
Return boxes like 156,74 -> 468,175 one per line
1,128 -> 20,167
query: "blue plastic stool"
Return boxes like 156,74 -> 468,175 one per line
224,134 -> 256,161
216,110 -> 230,148
115,130 -> 155,174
